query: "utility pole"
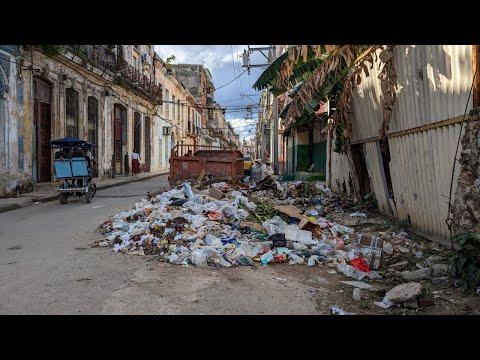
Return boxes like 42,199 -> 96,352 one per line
271,46 -> 279,175
241,45 -> 277,170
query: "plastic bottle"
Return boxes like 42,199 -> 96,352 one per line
336,263 -> 367,280
330,306 -> 351,315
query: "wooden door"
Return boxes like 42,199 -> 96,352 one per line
144,116 -> 151,172
114,105 -> 123,174
33,78 -> 52,182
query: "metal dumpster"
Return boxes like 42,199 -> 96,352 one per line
168,144 -> 244,185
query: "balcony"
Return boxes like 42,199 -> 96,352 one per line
63,45 -> 162,104
207,121 -> 216,129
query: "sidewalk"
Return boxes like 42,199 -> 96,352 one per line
0,170 -> 169,214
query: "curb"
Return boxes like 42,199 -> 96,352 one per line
0,171 -> 169,214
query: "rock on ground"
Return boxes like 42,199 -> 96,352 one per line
385,282 -> 422,303
401,268 -> 432,281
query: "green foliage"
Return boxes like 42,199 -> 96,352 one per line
421,282 -> 432,298
166,55 -> 176,71
450,231 -> 480,291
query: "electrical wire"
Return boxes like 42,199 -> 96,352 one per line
446,62 -> 478,249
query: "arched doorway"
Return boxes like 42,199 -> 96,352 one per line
33,77 -> 52,182
144,116 -> 151,172
114,104 -> 127,174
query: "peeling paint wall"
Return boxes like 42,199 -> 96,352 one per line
1,46 -> 165,196
0,46 -> 33,196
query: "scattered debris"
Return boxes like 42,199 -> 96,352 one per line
95,176 -> 464,314
352,288 -> 362,301
339,281 -> 373,289
401,268 -> 432,281
330,305 -> 352,315
403,299 -> 419,309
384,282 -> 422,303
417,298 -> 435,307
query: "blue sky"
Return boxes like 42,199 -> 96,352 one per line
155,45 -> 269,140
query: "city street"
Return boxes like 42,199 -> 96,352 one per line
0,175 -> 322,314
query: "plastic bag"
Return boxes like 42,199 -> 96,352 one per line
308,255 -> 319,266
203,202 -> 219,212
219,257 -> 232,267
293,242 -> 308,251
205,247 -> 222,264
189,205 -> 204,215
220,204 -> 236,218
204,234 -> 222,248
235,209 -> 249,220
263,216 -> 288,236
268,233 -> 287,248
183,182 -> 194,199
289,254 -> 305,265
336,263 -> 367,280
312,243 -> 334,257
191,250 -> 207,267
237,256 -> 255,266
171,198 -> 188,206
168,253 -> 180,264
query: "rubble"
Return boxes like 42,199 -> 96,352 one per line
385,282 -> 422,303
401,268 -> 432,281
431,264 -> 450,278
403,299 -> 419,309
352,288 -> 362,301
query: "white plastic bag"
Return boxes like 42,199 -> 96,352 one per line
168,253 -> 180,264
191,250 -> 207,267
204,234 -> 222,248
289,254 -> 305,265
263,216 -> 288,236
293,242 -> 308,251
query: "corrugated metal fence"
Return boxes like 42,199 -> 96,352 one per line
329,45 -> 472,239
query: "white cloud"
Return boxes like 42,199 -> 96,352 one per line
155,45 -> 242,71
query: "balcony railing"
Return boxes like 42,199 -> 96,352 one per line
207,121 -> 216,129
64,45 -> 162,104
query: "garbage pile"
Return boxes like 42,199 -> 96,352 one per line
96,177 -> 453,311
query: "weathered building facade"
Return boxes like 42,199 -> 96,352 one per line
0,45 -> 163,197
153,55 -> 203,158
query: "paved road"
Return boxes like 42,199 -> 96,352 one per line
0,175 -> 327,314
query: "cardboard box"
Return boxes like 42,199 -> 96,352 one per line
209,187 -> 224,200
239,221 -> 264,232
298,217 -> 320,232
274,205 -> 303,219
354,234 -> 384,269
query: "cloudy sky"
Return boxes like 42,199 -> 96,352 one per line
155,45 -> 269,140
